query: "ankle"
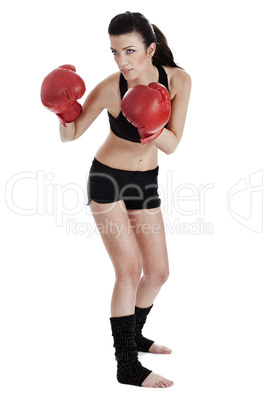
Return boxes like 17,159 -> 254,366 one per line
110,314 -> 152,386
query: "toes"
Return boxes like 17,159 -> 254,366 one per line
163,380 -> 173,387
150,344 -> 172,354
162,346 -> 172,354
141,373 -> 174,388
157,379 -> 174,388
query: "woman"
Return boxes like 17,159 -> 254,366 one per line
42,11 -> 191,388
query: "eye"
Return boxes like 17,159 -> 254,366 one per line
111,50 -> 118,55
126,49 -> 134,54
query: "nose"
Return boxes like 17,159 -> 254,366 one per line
117,54 -> 128,69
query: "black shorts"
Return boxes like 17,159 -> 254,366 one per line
87,158 -> 161,210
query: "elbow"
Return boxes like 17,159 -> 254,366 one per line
60,135 -> 72,143
163,138 -> 181,155
157,143 -> 177,155
160,129 -> 182,154
163,145 -> 178,155
60,131 -> 76,142
164,148 -> 176,155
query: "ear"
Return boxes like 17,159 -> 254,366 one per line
147,42 -> 156,58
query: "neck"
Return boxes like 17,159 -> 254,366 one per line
127,63 -> 158,88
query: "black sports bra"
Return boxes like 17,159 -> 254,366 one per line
108,64 -> 169,143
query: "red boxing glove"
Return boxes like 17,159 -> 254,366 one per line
121,82 -> 171,144
41,64 -> 86,126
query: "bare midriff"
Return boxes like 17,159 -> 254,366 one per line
95,130 -> 158,171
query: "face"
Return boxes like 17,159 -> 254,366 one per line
110,32 -> 155,80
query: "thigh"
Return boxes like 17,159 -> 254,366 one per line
127,207 -> 169,274
90,200 -> 141,274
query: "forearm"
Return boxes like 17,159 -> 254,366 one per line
152,128 -> 182,155
59,121 -> 76,142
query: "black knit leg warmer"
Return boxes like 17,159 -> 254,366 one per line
135,305 -> 155,352
110,314 -> 152,386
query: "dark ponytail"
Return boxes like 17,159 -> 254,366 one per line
108,12 -> 184,70
152,24 -> 183,69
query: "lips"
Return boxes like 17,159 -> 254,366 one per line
121,69 -> 133,74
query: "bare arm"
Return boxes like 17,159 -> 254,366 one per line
153,69 -> 192,154
59,74 -> 119,142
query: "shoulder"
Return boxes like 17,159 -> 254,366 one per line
163,66 -> 192,100
98,71 -> 120,89
93,72 -> 120,98
85,71 -> 120,111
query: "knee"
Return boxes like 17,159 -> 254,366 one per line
157,267 -> 170,286
116,258 -> 142,286
145,265 -> 170,287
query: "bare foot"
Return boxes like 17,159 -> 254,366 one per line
148,343 -> 172,354
141,372 -> 174,388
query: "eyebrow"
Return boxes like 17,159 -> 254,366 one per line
110,45 -> 138,51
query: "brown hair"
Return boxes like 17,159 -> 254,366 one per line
108,12 -> 184,69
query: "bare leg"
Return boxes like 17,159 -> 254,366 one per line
90,200 -> 141,317
128,207 -> 172,354
90,200 -> 173,387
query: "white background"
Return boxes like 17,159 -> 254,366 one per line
1,0 -> 267,401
